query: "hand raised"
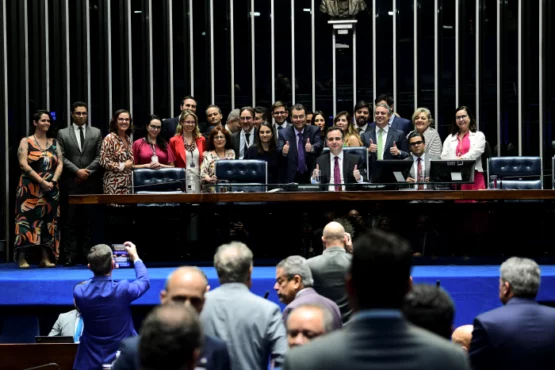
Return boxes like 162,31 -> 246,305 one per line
283,141 -> 290,155
305,138 -> 312,153
368,138 -> 377,153
390,141 -> 400,156
353,164 -> 361,181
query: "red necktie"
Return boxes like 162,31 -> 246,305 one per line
417,157 -> 424,190
334,156 -> 341,191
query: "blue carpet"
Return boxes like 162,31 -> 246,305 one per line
1,264 -> 555,327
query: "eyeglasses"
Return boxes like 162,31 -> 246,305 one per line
118,118 -> 130,122
240,117 -> 253,121
149,125 -> 162,130
410,140 -> 424,146
273,111 -> 287,115
456,115 -> 468,121
182,120 -> 196,125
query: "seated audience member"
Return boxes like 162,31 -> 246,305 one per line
403,283 -> 455,339
452,325 -> 473,352
113,267 -> 230,370
311,127 -> 365,191
73,242 -> 150,370
307,221 -> 352,323
333,111 -> 363,146
347,209 -> 370,240
254,106 -> 268,129
470,257 -> 555,370
204,105 -> 224,137
48,299 -> 83,342
286,304 -> 335,348
245,122 -> 280,184
201,126 -> 235,192
283,230 -> 470,370
200,242 -> 287,370
133,115 -> 176,169
405,131 -> 440,188
139,304 -> 202,370
362,103 -> 409,161
224,109 -> 241,134
407,107 -> 442,158
274,256 -> 342,329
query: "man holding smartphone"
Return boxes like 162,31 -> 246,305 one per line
73,241 -> 150,370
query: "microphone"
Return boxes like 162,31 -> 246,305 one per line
436,280 -> 441,288
24,363 -> 61,370
263,291 -> 270,299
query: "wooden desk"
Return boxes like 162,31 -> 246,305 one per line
69,190 -> 555,205
0,343 -> 77,370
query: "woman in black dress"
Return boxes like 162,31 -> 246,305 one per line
245,122 -> 280,184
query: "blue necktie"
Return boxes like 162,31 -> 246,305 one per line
297,132 -> 306,173
74,316 -> 83,343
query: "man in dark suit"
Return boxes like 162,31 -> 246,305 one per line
284,230 -> 470,370
112,266 -> 231,370
57,101 -> 102,266
367,94 -> 412,136
231,107 -> 259,159
73,242 -> 150,370
311,127 -> 366,191
405,131 -> 440,188
307,221 -> 352,323
469,257 -> 555,370
271,101 -> 290,133
163,95 -> 198,141
353,100 -> 372,136
203,104 -> 224,138
277,103 -> 322,183
274,256 -> 342,330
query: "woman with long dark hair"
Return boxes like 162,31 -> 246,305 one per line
132,115 -> 175,169
245,122 -> 280,183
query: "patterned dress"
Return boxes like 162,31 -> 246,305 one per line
14,138 -> 60,259
100,133 -> 134,194
200,149 -> 236,192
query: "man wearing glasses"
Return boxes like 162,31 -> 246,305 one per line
405,131 -> 439,190
272,101 -> 290,134
57,101 -> 103,266
231,106 -> 259,159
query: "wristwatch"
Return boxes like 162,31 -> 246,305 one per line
52,180 -> 58,185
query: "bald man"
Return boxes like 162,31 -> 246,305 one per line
112,267 -> 231,370
452,325 -> 473,352
306,222 -> 353,323
286,304 -> 335,348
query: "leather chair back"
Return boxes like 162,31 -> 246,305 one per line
487,156 -> 542,189
133,168 -> 186,193
215,160 -> 267,192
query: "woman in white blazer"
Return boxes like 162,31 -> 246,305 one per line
440,106 -> 486,190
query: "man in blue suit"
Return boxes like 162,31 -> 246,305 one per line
277,103 -> 323,183
73,242 -> 150,370
469,257 -> 555,370
112,266 -> 231,370
368,94 -> 412,137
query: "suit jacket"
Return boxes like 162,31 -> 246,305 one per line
48,309 -> 79,338
404,153 -> 440,180
469,297 -> 555,370
361,126 -> 409,181
314,152 -> 366,191
306,247 -> 352,323
200,283 -> 287,370
162,117 -> 179,142
277,125 -> 323,183
231,128 -> 260,159
169,135 -> 206,169
282,288 -> 342,330
283,312 -> 470,370
368,115 -> 413,137
57,125 -> 102,193
73,261 -> 150,370
112,333 -> 231,370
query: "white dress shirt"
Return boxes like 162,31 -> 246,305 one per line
411,153 -> 427,190
73,123 -> 86,151
356,123 -> 368,134
328,152 -> 345,191
239,128 -> 254,159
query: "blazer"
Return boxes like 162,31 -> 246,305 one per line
404,153 -> 440,180
162,116 -> 179,142
368,115 -> 413,137
314,152 -> 366,191
57,125 -> 103,193
470,297 -> 555,370
200,283 -> 287,370
306,247 -> 352,323
441,130 -> 486,172
282,288 -> 342,330
231,128 -> 260,159
169,135 -> 206,169
283,313 -> 470,370
48,309 -> 79,338
277,125 -> 323,183
361,127 -> 409,181
112,333 -> 231,370
73,261 -> 150,370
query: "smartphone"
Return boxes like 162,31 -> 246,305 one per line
112,244 -> 131,268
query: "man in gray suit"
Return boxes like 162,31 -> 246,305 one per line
274,256 -> 342,329
200,242 -> 287,370
48,307 -> 83,342
57,102 -> 102,266
283,230 -> 470,370
306,221 -> 352,323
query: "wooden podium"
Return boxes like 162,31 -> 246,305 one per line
0,343 -> 78,370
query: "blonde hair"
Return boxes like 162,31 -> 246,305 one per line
175,110 -> 201,138
411,107 -> 435,129
334,111 -> 362,146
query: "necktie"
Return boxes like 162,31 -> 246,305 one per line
243,132 -> 251,158
297,132 -> 306,173
357,128 -> 363,134
79,126 -> 85,152
417,157 -> 424,190
277,125 -> 283,131
74,316 -> 84,343
334,156 -> 341,191
377,129 -> 384,160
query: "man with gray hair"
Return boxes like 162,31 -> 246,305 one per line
224,109 -> 241,134
469,257 -> 555,370
274,256 -> 342,329
201,242 -> 287,370
286,304 -> 335,348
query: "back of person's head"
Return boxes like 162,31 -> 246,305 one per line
350,230 -> 412,309
322,221 -> 346,248
139,304 -> 202,370
403,284 -> 455,339
214,242 -> 253,284
87,244 -> 113,276
277,255 -> 314,287
500,257 -> 541,299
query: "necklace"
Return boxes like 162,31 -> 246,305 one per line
184,137 -> 197,167
33,135 -> 49,157
215,150 -> 226,159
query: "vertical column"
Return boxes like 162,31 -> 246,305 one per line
251,0 -> 256,106
230,0 -> 235,109
189,0 -> 194,96
86,0 -> 91,123
517,0 -> 522,155
372,0 -> 377,104
311,0 -> 316,111
209,0 -> 215,104
496,0 -> 501,156
24,0 -> 30,136
332,30 -> 336,116
106,0 -> 113,116
353,27 -> 356,106
64,0 -> 70,126
455,0 -> 459,107
271,0 -> 275,106
538,0 -> 544,156
392,0 -> 397,108
475,0 -> 480,129
147,0 -> 154,114
434,0 -> 438,123
291,0 -> 295,105
44,0 -> 50,110
125,0 -> 132,115
1,0 -> 9,261
413,0 -> 418,110
168,0 -> 174,118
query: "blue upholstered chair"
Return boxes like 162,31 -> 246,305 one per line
215,160 -> 268,193
133,168 -> 186,206
487,156 -> 542,190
